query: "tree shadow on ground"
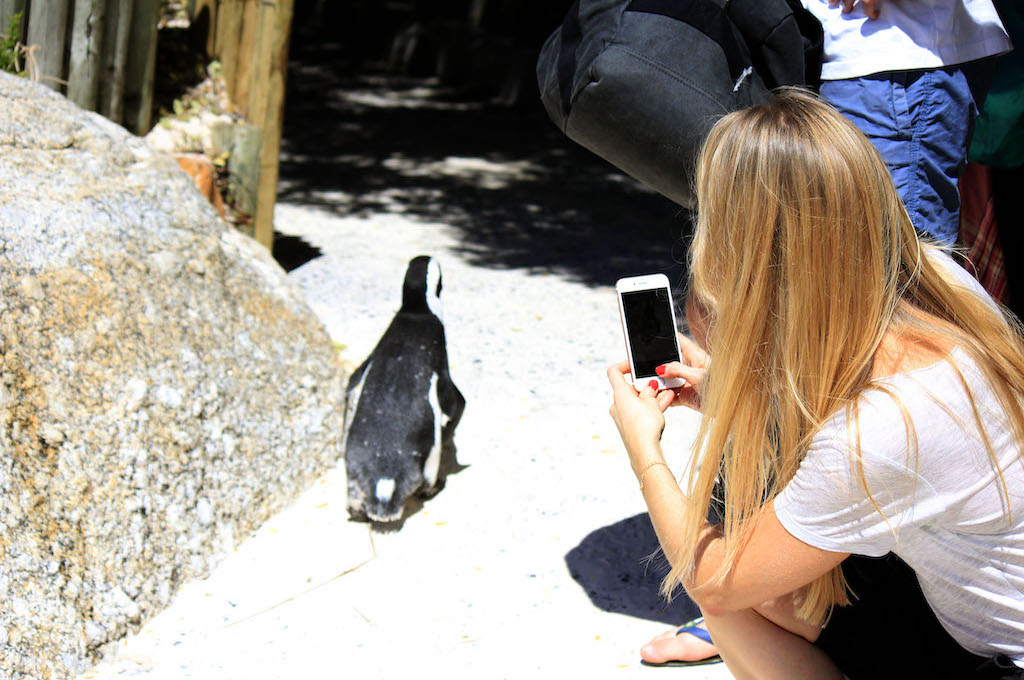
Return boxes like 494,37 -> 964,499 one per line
278,36 -> 694,291
565,513 -> 701,625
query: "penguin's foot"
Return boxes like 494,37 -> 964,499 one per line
347,506 -> 370,523
416,477 -> 446,500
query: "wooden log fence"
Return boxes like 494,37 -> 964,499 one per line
191,0 -> 295,249
0,0 -> 295,251
0,0 -> 159,134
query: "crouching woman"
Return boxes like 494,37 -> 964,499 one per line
608,90 -> 1024,679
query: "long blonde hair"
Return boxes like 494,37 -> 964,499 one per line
670,89 -> 1024,622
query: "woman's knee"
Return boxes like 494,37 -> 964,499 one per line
751,593 -> 822,643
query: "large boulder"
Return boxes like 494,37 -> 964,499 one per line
0,72 -> 346,678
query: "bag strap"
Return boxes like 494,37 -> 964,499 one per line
557,0 -> 583,118
627,0 -> 754,85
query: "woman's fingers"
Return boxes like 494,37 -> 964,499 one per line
658,360 -> 704,384
640,379 -> 673,400
607,361 -> 636,396
656,388 -> 677,411
678,333 -> 710,368
670,386 -> 702,412
608,362 -> 676,405
609,359 -> 697,413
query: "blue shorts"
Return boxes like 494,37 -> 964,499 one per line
820,68 -> 978,246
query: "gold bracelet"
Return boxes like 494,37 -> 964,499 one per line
639,461 -> 670,493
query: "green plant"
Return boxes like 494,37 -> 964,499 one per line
0,12 -> 26,76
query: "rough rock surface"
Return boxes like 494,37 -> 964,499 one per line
0,72 -> 346,679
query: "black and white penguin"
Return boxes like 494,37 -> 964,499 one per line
344,255 -> 466,523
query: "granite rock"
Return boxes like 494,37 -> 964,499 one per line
0,72 -> 346,679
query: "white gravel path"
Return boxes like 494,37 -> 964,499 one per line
79,202 -> 733,680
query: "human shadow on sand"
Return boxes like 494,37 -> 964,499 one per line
565,513 -> 701,625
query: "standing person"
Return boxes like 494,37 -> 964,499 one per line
812,0 -> 1010,246
637,0 -> 1012,665
610,90 -> 1024,678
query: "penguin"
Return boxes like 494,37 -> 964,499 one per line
343,255 -> 466,523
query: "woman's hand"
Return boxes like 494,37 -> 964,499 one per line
660,333 -> 710,411
607,361 -> 676,477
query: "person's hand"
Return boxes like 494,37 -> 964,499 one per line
659,333 -> 709,411
830,0 -> 883,19
607,361 -> 675,476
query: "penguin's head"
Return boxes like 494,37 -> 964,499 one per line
401,255 -> 444,321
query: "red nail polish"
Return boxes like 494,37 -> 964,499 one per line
649,380 -> 660,390
655,365 -> 666,376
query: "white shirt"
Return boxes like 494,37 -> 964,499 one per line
802,0 -> 1012,80
775,253 -> 1024,666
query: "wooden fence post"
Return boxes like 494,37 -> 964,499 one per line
66,0 -> 106,111
123,0 -> 159,134
26,0 -> 71,90
97,0 -> 134,125
14,1 -> 160,134
229,122 -> 262,220
183,0 -> 294,250
252,0 -> 294,250
232,0 -> 262,112
216,0 -> 243,101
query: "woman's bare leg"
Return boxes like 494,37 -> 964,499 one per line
704,596 -> 844,680
640,593 -> 826,666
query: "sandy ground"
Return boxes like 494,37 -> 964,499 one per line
77,32 -> 737,679
77,202 -> 733,680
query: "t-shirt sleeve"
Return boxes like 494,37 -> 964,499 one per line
774,396 -> 941,556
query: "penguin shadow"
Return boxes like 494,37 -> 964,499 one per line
365,424 -> 468,533
564,513 -> 701,625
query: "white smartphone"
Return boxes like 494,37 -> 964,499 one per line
616,273 -> 685,390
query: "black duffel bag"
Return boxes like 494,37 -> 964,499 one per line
536,0 -> 822,209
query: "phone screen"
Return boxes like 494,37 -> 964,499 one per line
621,288 -> 680,378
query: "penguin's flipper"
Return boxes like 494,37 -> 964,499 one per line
437,370 -> 465,430
422,370 -> 467,497
346,357 -> 372,393
419,369 -> 465,499
343,359 -> 373,449
420,372 -> 445,494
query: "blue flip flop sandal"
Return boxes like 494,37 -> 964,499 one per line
640,617 -> 724,668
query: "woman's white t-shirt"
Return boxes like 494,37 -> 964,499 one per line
774,262 -> 1024,666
